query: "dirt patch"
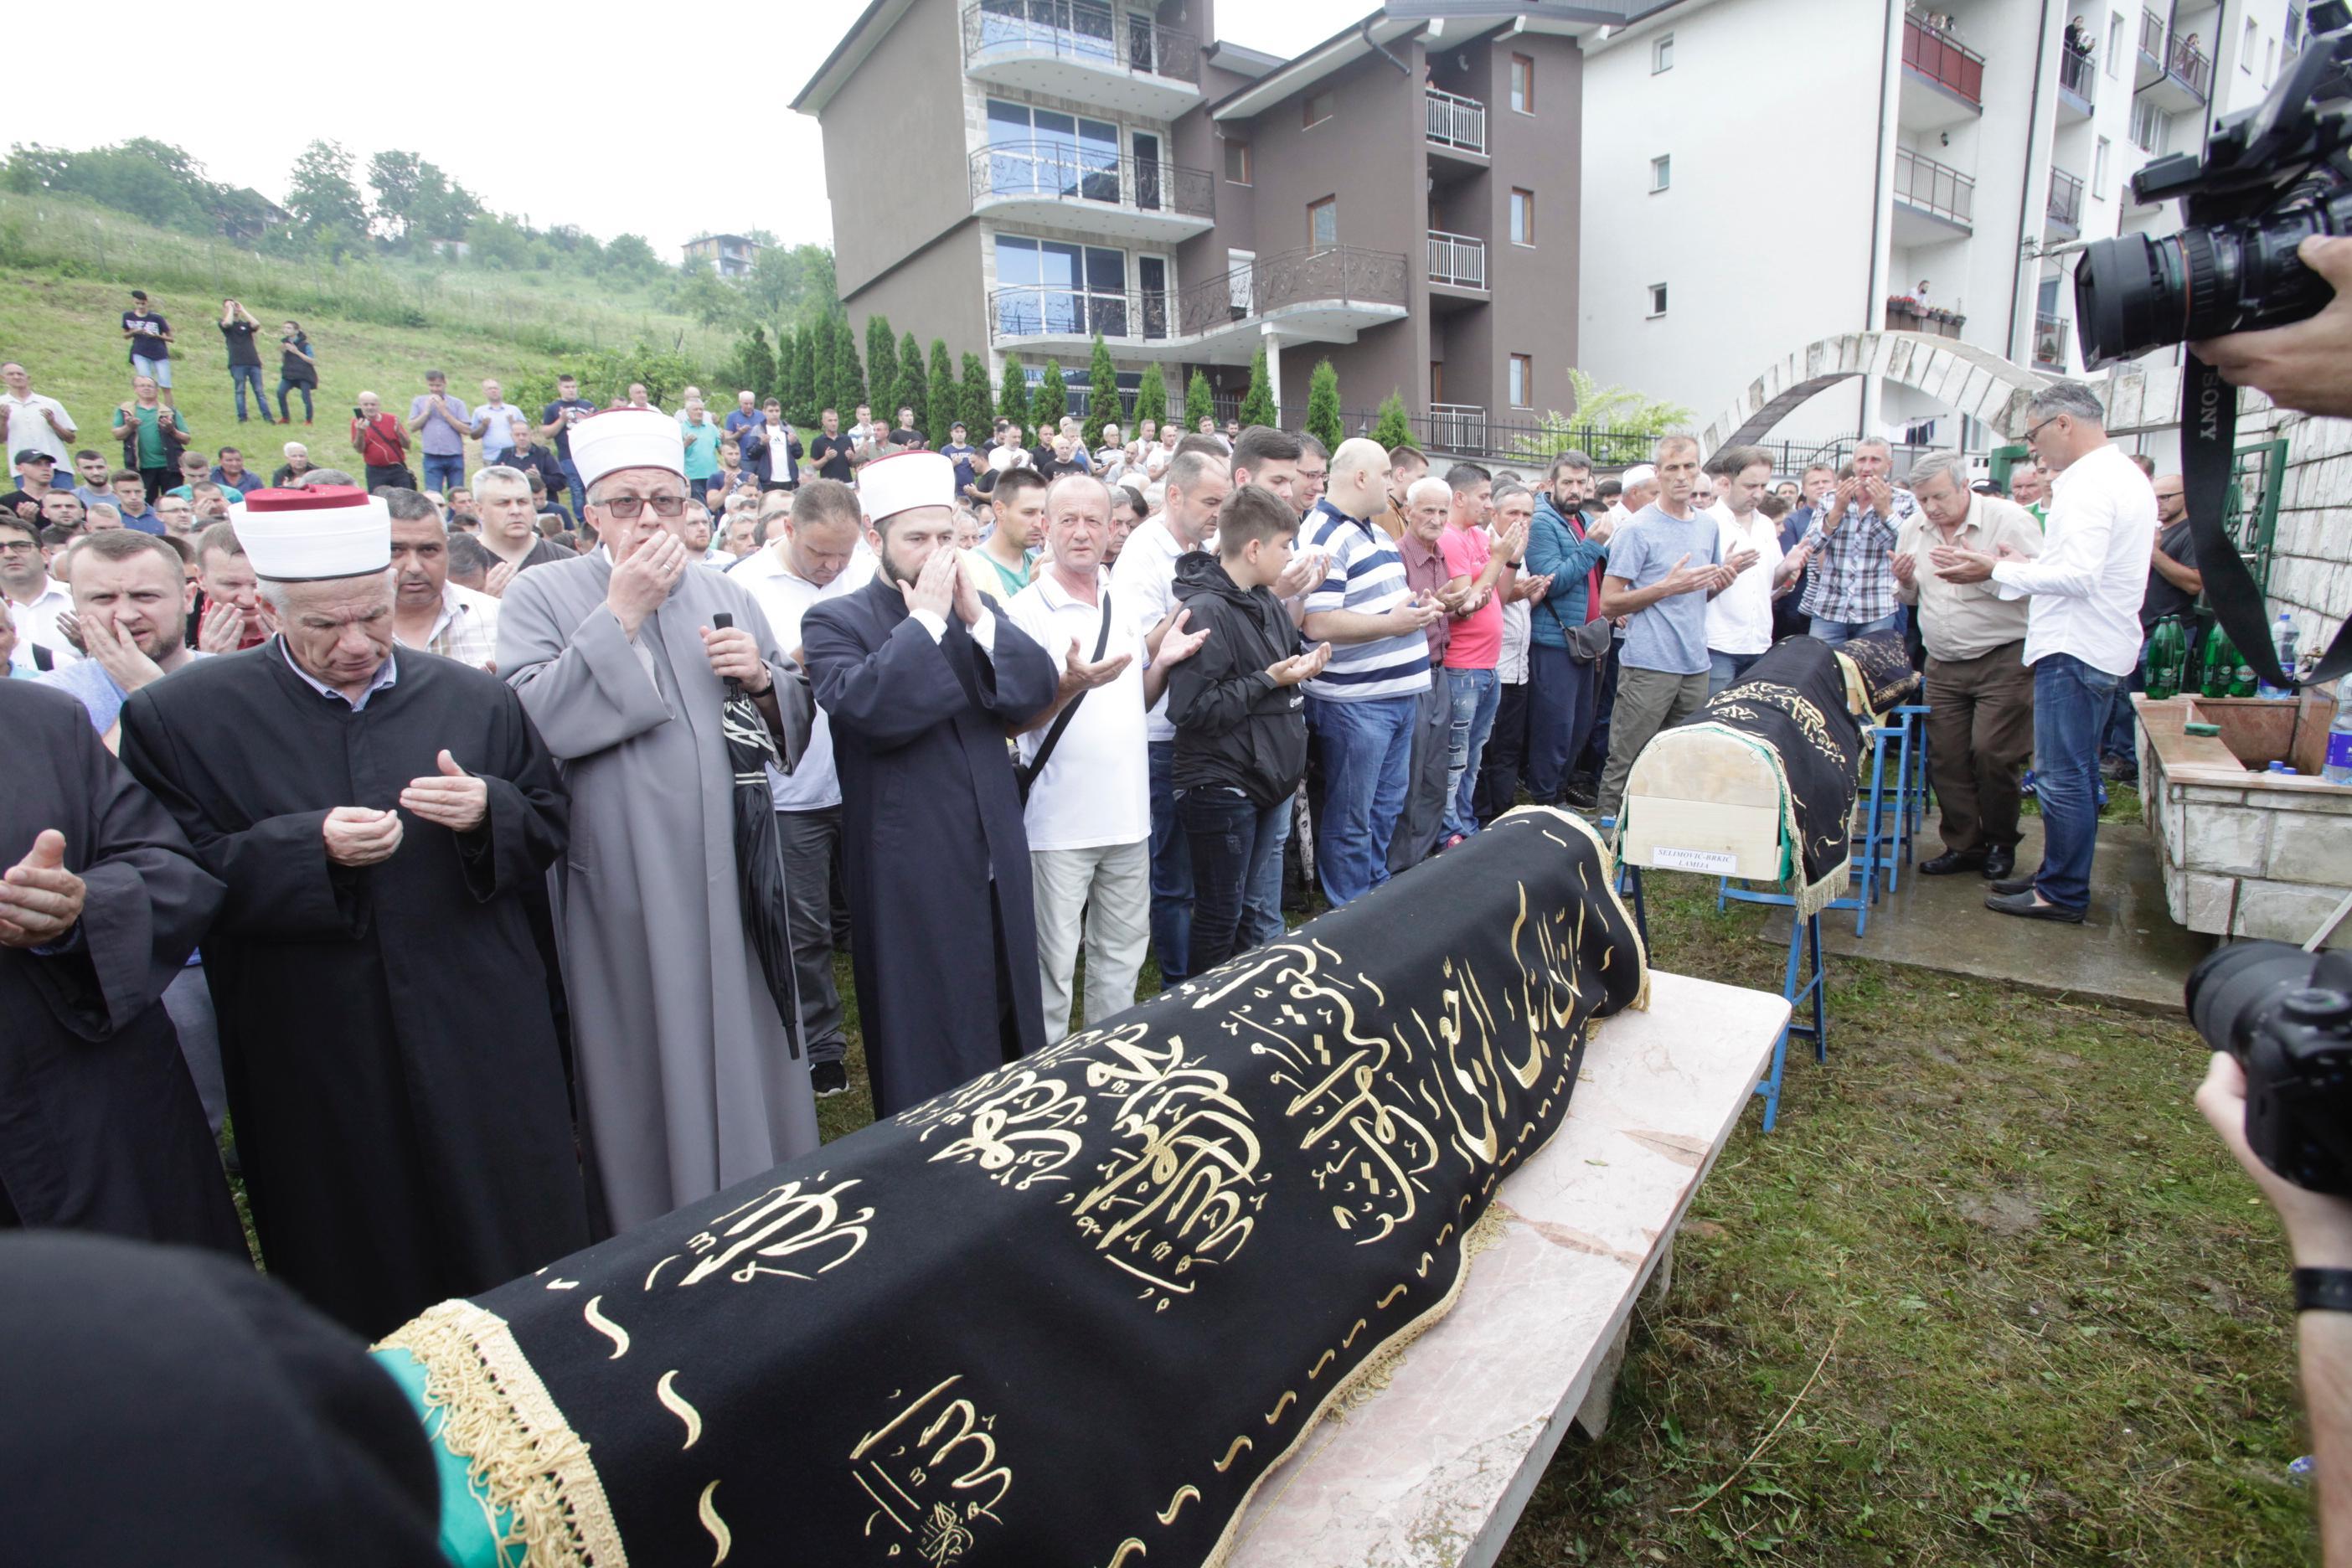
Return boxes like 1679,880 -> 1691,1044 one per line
1956,1189 -> 2043,1237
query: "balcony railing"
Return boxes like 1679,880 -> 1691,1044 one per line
986,245 -> 1408,343
2139,6 -> 2168,68
1427,403 -> 1488,453
1427,230 -> 1487,290
2034,311 -> 2070,368
962,0 -> 1200,82
1426,88 -> 1488,155
2164,34 -> 2213,99
1895,146 -> 1975,225
2048,167 -> 2085,229
969,142 -> 1214,221
1902,13 -> 1985,105
989,284 -> 1174,342
2059,44 -> 2097,106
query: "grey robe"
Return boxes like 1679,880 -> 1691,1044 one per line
498,554 -> 818,1234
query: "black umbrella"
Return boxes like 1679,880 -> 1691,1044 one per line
711,612 -> 804,1058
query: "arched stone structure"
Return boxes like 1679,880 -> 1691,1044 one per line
1698,331 -> 2054,456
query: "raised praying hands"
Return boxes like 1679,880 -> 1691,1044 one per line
1723,546 -> 1761,577
483,560 -> 518,599
1888,548 -> 1916,586
1929,544 -> 1997,583
322,805 -> 403,868
0,829 -> 85,949
1268,641 -> 1333,688
1152,606 -> 1211,666
398,750 -> 489,833
1272,549 -> 1328,599
1060,636 -> 1133,693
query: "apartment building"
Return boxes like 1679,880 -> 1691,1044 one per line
794,0 -> 1631,442
684,234 -> 764,278
1577,0 -> 2308,455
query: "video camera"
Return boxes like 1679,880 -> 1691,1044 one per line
2076,1 -> 2352,367
2186,940 -> 2352,1194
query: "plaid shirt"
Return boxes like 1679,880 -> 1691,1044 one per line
1799,485 -> 1916,625
426,582 -> 502,669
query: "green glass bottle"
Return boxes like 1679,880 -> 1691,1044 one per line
2144,617 -> 2183,700
2202,625 -> 2236,699
2231,638 -> 2260,697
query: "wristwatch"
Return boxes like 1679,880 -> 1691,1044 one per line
2293,1267 -> 2352,1313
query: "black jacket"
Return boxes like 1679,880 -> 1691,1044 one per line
1167,551 -> 1308,807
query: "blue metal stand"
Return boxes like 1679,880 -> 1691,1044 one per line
1756,909 -> 1828,1131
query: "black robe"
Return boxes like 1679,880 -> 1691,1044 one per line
118,642 -> 591,1338
801,579 -> 1059,1115
0,681 -> 241,1253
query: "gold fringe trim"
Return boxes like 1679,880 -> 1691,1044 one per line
377,1301 -> 630,1568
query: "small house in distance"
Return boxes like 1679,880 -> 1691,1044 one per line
683,234 -> 764,277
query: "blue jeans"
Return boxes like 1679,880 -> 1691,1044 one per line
1708,647 -> 1765,696
2030,652 -> 2120,913
1443,665 -> 1500,839
422,452 -> 467,493
132,353 -> 172,389
1525,645 -> 1599,804
1240,795 -> 1291,948
1808,611 -> 1902,647
276,378 -> 313,422
2103,645 -> 2148,762
1147,740 -> 1193,985
560,456 -> 589,520
1307,692 -> 1417,906
229,364 -> 272,420
1180,788 -> 1291,973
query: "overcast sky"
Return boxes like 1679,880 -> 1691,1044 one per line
12,1 -> 1364,260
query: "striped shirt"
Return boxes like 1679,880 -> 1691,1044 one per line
1300,498 -> 1430,702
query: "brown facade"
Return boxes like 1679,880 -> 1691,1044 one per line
824,0 -> 973,301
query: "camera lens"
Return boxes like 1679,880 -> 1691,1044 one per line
2186,939 -> 2323,1056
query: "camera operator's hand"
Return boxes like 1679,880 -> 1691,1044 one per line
2195,1051 -> 2352,1268
2192,235 -> 2352,420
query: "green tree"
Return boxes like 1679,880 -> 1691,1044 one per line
864,315 -> 898,418
1371,390 -> 1414,450
1132,367 -> 1168,436
1184,368 -> 1215,431
962,353 -> 996,439
1305,359 -> 1344,451
897,330 -> 928,434
747,242 -> 839,324
675,262 -> 748,329
776,328 -> 805,425
1081,334 -> 1122,450
928,340 -> 958,436
1505,368 -> 1695,469
726,326 -> 778,403
1034,359 -> 1069,426
832,313 -> 867,416
1237,344 -> 1277,431
998,353 -> 1030,430
794,321 -> 824,426
601,234 -> 661,278
283,138 -> 368,240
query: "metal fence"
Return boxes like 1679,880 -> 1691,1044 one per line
962,0 -> 1201,82
2166,33 -> 2213,97
2048,167 -> 2085,229
1425,89 -> 1488,155
2059,44 -> 2097,106
1426,230 -> 1487,290
1901,12 -> 1985,103
987,245 -> 1408,346
1895,147 -> 1975,225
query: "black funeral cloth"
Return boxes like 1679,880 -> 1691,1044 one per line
0,681 -> 243,1253
118,642 -> 591,1339
378,807 -> 1648,1568
1678,636 -> 1864,916
801,576 -> 1060,1116
0,1232 -> 445,1568
1836,627 -> 1921,719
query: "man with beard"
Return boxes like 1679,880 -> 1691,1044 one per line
801,451 -> 1058,1114
38,529 -> 229,748
383,488 -> 499,669
119,485 -> 588,1335
498,410 -> 818,1230
3,513 -> 76,673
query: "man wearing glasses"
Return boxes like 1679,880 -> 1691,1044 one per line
497,409 -> 820,1233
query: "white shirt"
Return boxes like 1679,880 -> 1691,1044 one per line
1990,441 -> 2157,677
1003,566 -> 1152,851
7,577 -> 79,670
3,392 -> 75,469
475,402 -> 524,457
415,580 -> 501,668
735,540 -> 876,811
1107,514 -> 1194,742
1493,524 -> 1530,683
1703,502 -> 1784,658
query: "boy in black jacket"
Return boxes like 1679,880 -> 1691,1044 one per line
1167,484 -> 1332,972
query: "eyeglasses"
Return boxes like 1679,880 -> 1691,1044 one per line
597,493 -> 689,519
2024,415 -> 2064,444
0,540 -> 38,554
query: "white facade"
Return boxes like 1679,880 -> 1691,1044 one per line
1578,0 -> 2307,458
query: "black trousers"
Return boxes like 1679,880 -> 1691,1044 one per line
1477,678 -> 1532,822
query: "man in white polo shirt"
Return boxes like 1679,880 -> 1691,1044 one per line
1007,472 -> 1208,1038
734,477 -> 874,1096
1701,443 -> 1810,694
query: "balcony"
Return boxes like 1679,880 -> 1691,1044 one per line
962,0 -> 1201,120
1427,230 -> 1488,292
2047,167 -> 2085,236
987,245 -> 1408,364
1899,13 -> 1985,128
1892,146 -> 1974,243
2034,311 -> 2071,369
2143,31 -> 2212,111
1425,88 -> 1488,159
969,142 -> 1213,241
1426,404 -> 1488,455
2058,43 -> 2097,118
2136,7 -> 2169,87
1884,297 -> 1963,338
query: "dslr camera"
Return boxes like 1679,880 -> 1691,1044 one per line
2076,0 -> 2352,367
2185,941 -> 2352,1194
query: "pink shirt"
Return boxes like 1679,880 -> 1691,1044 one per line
1439,524 -> 1501,670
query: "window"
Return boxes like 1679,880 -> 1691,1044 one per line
993,236 -> 1131,337
1510,188 -> 1535,245
2093,135 -> 2112,197
2244,18 -> 2259,69
1509,354 -> 1534,408
1653,33 -> 1674,72
2131,95 -> 2163,152
1223,138 -> 1251,185
1509,54 -> 1534,113
1650,154 -> 1671,192
2106,11 -> 2124,76
1308,197 -> 1338,250
986,100 -> 1119,203
1303,90 -> 1334,128
1648,282 -> 1669,317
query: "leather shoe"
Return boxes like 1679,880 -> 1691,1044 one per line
1918,848 -> 1984,876
1981,844 -> 2016,881
1989,869 -> 2040,896
1985,889 -> 2085,923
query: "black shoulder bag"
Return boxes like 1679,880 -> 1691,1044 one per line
1016,588 -> 1113,805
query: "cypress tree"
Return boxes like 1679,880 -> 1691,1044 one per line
1132,365 -> 1168,436
963,353 -> 997,438
898,330 -> 929,436
998,352 -> 1030,430
1370,390 -> 1414,450
787,321 -> 819,427
1236,343 -> 1277,431
928,339 -> 958,436
1305,358 -> 1344,451
864,316 -> 899,419
1034,359 -> 1069,426
1184,368 -> 1215,431
1081,333 -> 1121,450
833,313 -> 867,415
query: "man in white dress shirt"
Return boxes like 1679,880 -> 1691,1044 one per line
1930,381 -> 2155,924
1700,444 -> 1812,695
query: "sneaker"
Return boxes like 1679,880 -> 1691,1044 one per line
1442,833 -> 1466,851
810,1060 -> 848,1097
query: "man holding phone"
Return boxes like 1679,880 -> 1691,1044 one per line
351,392 -> 414,492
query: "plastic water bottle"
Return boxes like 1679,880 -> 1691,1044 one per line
2262,613 -> 2301,699
2325,699 -> 2352,786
